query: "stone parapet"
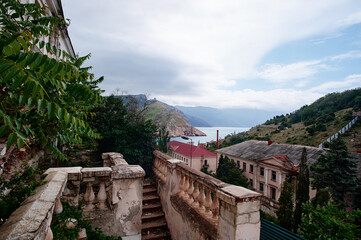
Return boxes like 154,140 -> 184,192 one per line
153,150 -> 261,240
0,152 -> 144,240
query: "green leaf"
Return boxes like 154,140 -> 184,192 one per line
17,138 -> 24,149
4,69 -> 20,83
39,41 -> 44,49
18,95 -> 24,105
26,53 -> 38,66
65,112 -> 71,125
0,62 -> 12,75
7,133 -> 17,149
28,97 -> 35,108
17,36 -> 28,51
47,102 -> 55,119
46,42 -> 51,53
57,108 -> 65,121
37,99 -> 46,112
0,125 -> 10,138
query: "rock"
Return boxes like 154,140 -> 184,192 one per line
77,228 -> 87,240
65,218 -> 78,229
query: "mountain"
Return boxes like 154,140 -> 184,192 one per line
175,106 -> 283,127
117,95 -> 206,137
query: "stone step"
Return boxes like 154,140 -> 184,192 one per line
143,187 -> 157,195
141,232 -> 169,240
143,202 -> 162,212
142,218 -> 167,231
143,195 -> 160,203
143,182 -> 156,189
142,211 -> 165,221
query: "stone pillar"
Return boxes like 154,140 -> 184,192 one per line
217,186 -> 261,240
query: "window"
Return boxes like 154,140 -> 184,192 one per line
270,187 -> 276,200
204,160 -> 208,165
271,171 -> 276,181
260,167 -> 264,176
237,160 -> 240,168
250,164 -> 254,173
243,162 -> 246,171
249,179 -> 253,187
259,183 -> 264,192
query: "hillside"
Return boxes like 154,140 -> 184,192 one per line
215,88 -> 361,151
143,101 -> 206,137
117,95 -> 206,137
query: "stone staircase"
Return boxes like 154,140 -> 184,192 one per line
142,180 -> 171,240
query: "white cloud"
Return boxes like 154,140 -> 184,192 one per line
328,50 -> 361,61
62,0 -> 361,111
257,60 -> 323,83
310,74 -> 361,92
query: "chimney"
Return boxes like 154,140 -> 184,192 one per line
268,140 -> 273,145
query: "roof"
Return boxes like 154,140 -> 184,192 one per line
168,141 -> 216,158
217,140 -> 326,166
261,218 -> 305,240
258,155 -> 298,172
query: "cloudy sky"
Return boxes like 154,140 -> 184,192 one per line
62,0 -> 361,112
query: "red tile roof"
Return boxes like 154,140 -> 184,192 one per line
272,155 -> 298,171
168,141 -> 216,158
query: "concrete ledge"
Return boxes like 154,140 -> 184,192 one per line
111,165 -> 145,179
81,167 -> 112,178
0,171 -> 67,240
44,167 -> 82,181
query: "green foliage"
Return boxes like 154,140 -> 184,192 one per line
311,189 -> 330,207
0,165 -> 43,223
265,88 -> 361,128
298,202 -> 361,240
276,179 -> 294,231
311,137 -> 358,206
0,0 -> 103,160
90,96 -> 157,175
51,202 -> 121,240
157,126 -> 170,153
294,148 -> 309,231
216,155 -> 249,188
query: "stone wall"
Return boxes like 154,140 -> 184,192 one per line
153,150 -> 261,240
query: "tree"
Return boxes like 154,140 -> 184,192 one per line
311,137 -> 358,207
294,148 -> 310,231
276,179 -> 294,230
90,96 -> 157,175
216,155 -> 248,188
157,126 -> 170,153
299,202 -> 361,240
0,0 -> 103,160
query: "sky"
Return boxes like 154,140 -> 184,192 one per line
62,0 -> 361,112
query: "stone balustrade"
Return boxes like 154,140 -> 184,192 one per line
0,152 -> 145,240
153,150 -> 261,240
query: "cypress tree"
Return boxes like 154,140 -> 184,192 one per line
294,148 -> 310,232
277,179 -> 294,230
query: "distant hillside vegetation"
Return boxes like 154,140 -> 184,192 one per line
211,88 -> 361,151
116,94 -> 205,137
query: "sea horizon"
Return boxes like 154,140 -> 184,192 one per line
171,126 -> 250,144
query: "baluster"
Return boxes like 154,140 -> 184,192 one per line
191,181 -> 200,206
186,178 -> 194,203
54,198 -> 63,214
178,172 -> 185,197
197,184 -> 205,211
97,178 -> 108,210
211,191 -> 219,220
83,180 -> 95,211
204,187 -> 212,218
182,175 -> 190,200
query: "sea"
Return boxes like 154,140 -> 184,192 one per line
170,127 -> 250,144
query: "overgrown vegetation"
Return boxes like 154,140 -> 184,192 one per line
51,202 -> 122,240
311,137 -> 358,207
216,155 -> 249,187
0,165 -> 42,224
0,0 -> 103,161
90,96 -> 157,175
298,202 -> 361,240
276,179 -> 294,230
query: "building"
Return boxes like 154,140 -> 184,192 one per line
217,140 -> 325,215
168,141 -> 217,172
21,0 -> 75,58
